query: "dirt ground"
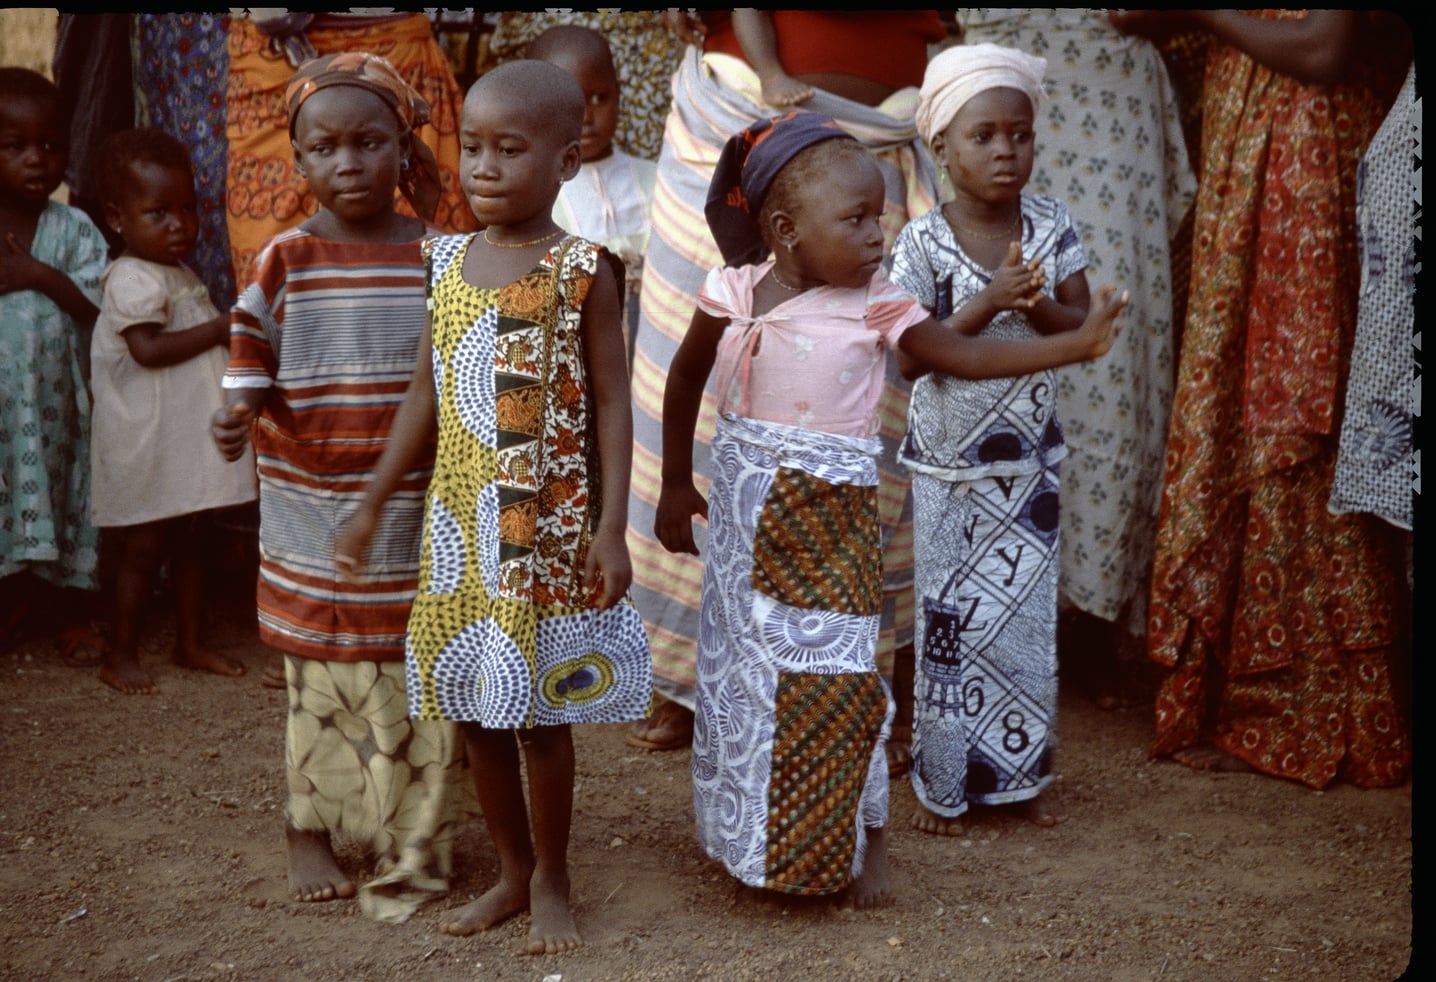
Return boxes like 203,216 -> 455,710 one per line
0,577 -> 1413,982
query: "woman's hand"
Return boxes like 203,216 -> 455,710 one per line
1107,10 -> 1200,43
663,9 -> 707,45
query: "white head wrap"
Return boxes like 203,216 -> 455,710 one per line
915,42 -> 1047,146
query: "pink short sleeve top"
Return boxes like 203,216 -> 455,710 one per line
697,260 -> 928,438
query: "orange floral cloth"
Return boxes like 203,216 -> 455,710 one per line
1147,11 -> 1409,788
224,14 -> 475,289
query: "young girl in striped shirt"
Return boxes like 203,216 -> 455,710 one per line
209,52 -> 474,921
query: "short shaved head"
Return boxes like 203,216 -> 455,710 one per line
527,24 -> 616,78
464,60 -> 585,145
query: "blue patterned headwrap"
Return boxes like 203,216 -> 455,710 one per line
704,111 -> 850,267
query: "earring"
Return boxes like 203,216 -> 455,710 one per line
401,157 -> 411,172
785,240 -> 796,253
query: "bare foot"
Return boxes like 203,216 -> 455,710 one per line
1018,795 -> 1068,828
911,802 -> 965,836
1172,744 -> 1253,773
99,653 -> 158,695
844,827 -> 891,910
287,828 -> 356,902
527,871 -> 581,954
439,879 -> 529,937
624,697 -> 693,752
261,664 -> 287,689
175,647 -> 245,678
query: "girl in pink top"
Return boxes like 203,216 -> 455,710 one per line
655,112 -> 1126,908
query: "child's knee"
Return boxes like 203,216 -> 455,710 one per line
517,723 -> 572,753
112,525 -> 166,575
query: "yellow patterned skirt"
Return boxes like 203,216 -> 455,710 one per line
284,655 -> 477,921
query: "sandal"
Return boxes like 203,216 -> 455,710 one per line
58,625 -> 108,668
886,723 -> 912,777
625,698 -> 694,751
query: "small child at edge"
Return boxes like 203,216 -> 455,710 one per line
0,67 -> 106,661
90,127 -> 256,695
526,24 -> 655,359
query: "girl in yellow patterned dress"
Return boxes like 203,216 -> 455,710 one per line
337,60 -> 650,955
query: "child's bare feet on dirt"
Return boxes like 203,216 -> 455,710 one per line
286,827 -> 356,902
174,647 -> 245,677
1018,795 -> 1068,828
100,653 -> 158,695
439,878 -> 529,936
911,802 -> 965,836
843,826 -> 891,910
527,871 -> 581,954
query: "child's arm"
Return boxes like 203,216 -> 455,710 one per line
334,317 -> 438,578
731,9 -> 815,107
654,307 -> 728,556
896,240 -> 1049,379
0,233 -> 99,327
1024,270 -> 1089,337
898,284 -> 1129,380
578,257 -> 635,610
122,313 -> 229,368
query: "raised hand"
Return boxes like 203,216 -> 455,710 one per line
985,240 -> 1046,312
1074,285 -> 1129,360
